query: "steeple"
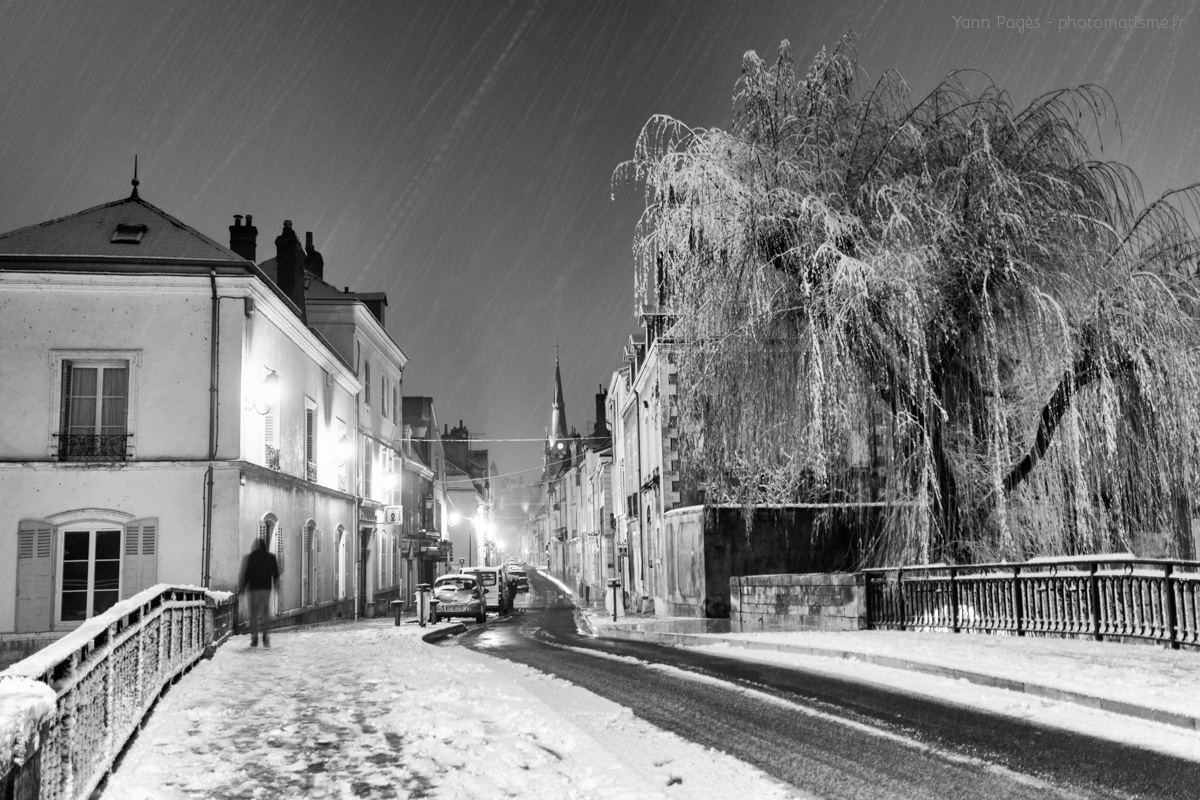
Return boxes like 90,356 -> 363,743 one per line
549,353 -> 568,445
544,351 -> 572,478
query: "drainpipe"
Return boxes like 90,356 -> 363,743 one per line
353,396 -> 361,620
203,269 -> 220,587
631,387 -> 646,605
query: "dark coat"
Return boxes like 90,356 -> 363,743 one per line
239,539 -> 280,593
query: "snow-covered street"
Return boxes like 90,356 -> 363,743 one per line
100,618 -> 804,800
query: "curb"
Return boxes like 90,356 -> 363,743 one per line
596,627 -> 1200,732
421,623 -> 467,644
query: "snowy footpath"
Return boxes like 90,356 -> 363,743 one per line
100,618 -> 804,800
588,619 -> 1200,763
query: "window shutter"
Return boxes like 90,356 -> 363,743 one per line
16,520 -> 53,633
302,525 -> 311,604
122,518 -> 159,598
313,528 -> 322,600
274,527 -> 285,573
59,360 -> 73,449
122,523 -> 140,595
306,408 -> 315,465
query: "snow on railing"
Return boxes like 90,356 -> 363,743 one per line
0,585 -> 235,800
863,557 -> 1200,648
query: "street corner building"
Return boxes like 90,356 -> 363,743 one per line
0,184 -> 422,665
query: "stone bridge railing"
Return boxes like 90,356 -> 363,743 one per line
0,585 -> 235,800
864,557 -> 1200,648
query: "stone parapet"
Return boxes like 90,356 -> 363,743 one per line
730,573 -> 865,633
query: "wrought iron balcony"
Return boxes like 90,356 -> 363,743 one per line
307,461 -> 318,482
265,444 -> 280,471
56,433 -> 131,462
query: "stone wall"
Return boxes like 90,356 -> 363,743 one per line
729,573 -> 865,633
0,632 -> 66,670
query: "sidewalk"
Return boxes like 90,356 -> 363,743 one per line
100,616 -> 799,800
578,610 -> 1200,734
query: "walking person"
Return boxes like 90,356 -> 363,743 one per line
238,537 -> 280,649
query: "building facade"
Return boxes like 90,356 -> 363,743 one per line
0,192 -> 360,661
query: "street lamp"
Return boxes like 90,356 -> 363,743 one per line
245,368 -> 281,415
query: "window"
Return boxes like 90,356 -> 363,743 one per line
264,404 -> 279,470
365,439 -> 379,498
258,514 -> 276,544
378,530 -> 389,589
58,526 -> 121,622
393,384 -> 399,424
336,418 -> 348,493
303,519 -> 317,605
58,359 -> 131,461
14,513 -> 157,631
263,516 -> 283,616
382,376 -> 389,419
336,525 -> 347,600
363,360 -> 371,408
110,223 -> 147,244
305,402 -> 317,482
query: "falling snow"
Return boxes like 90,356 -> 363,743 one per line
0,1 -> 1197,479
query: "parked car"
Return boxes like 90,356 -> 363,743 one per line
506,565 -> 529,593
430,574 -> 486,624
469,566 -> 512,614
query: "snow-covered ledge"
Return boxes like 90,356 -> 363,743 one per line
0,584 -> 235,800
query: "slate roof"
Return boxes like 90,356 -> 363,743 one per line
0,195 -> 246,262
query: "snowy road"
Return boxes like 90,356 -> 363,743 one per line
450,570 -> 1200,799
98,608 -> 801,799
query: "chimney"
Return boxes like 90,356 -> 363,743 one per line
274,220 -> 308,323
594,385 -> 609,438
229,214 -> 258,262
305,231 -> 325,281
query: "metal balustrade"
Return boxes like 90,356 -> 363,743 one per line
0,586 -> 234,800
53,434 -> 131,462
864,558 -> 1200,648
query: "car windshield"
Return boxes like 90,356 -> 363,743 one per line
435,578 -> 476,591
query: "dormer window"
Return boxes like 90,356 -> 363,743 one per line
110,223 -> 147,244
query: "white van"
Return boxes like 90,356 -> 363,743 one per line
468,566 -> 511,614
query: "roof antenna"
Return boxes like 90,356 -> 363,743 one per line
130,155 -> 140,199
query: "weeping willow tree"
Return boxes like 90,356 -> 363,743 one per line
615,35 -> 1200,566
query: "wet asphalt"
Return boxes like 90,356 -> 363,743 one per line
442,569 -> 1200,799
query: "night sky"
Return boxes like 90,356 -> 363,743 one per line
2,0 -> 1197,481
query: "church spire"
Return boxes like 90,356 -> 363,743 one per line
550,352 -> 568,444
